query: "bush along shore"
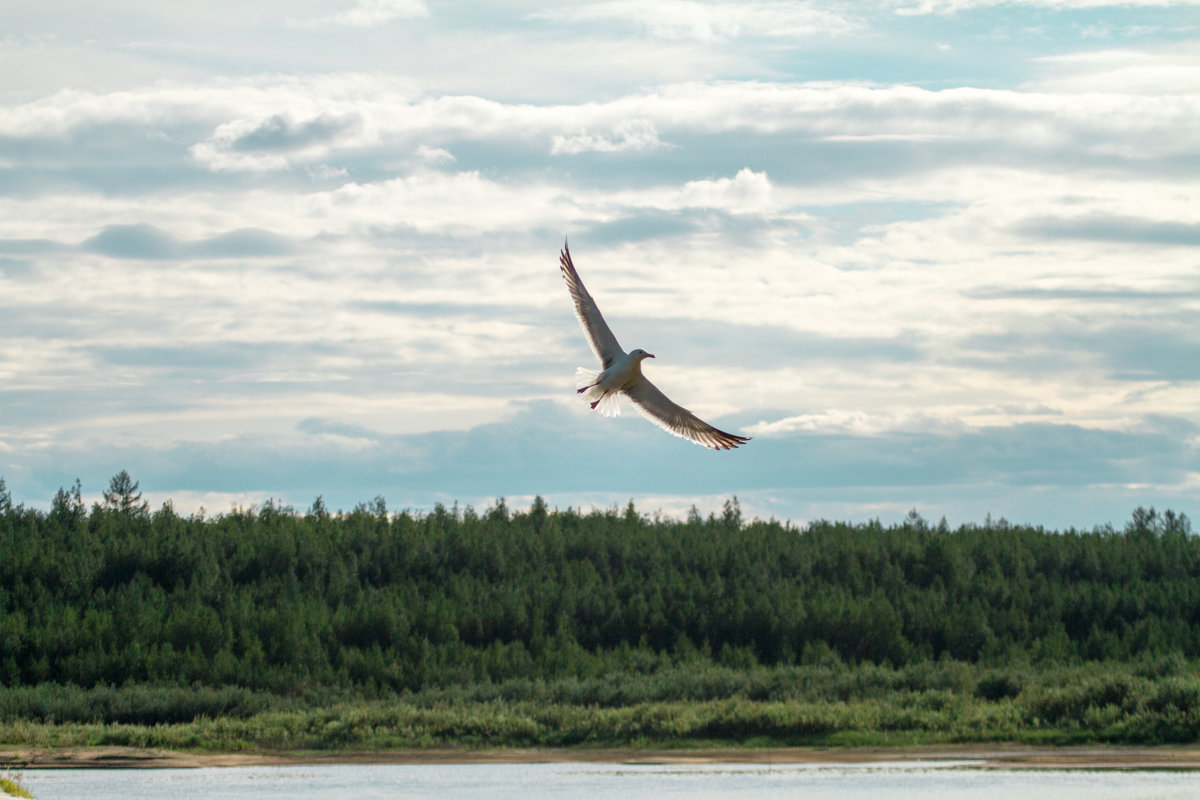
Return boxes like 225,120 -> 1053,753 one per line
3,659 -> 1200,751
1,475 -> 1197,750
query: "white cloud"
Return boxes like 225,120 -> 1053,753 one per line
678,168 -> 774,211
307,163 -> 350,180
551,118 -> 663,154
416,144 -> 456,165
314,171 -> 578,235
139,490 -> 277,517
1030,47 -> 1200,94
747,409 -> 952,437
5,71 -> 1196,177
892,0 -> 1200,13
538,1 -> 856,40
289,0 -> 430,29
189,109 -> 365,172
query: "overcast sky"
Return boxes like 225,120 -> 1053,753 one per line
2,0 -> 1197,528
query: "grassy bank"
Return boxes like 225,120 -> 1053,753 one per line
0,770 -> 33,798
3,659 -> 1199,752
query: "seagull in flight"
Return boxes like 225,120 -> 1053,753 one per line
559,242 -> 751,451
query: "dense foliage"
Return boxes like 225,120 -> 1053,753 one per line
5,658 -> 1200,749
0,474 -> 1195,703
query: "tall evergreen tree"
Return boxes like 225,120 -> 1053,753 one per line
50,478 -> 85,525
103,470 -> 149,516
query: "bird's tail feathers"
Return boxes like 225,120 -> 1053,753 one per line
575,366 -> 601,391
593,390 -> 621,417
575,367 -> 621,417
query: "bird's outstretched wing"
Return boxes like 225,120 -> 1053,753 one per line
625,377 -> 751,451
560,243 -> 623,369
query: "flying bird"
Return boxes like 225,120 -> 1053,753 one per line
559,242 -> 750,450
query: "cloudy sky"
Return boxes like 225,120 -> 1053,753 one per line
2,0 -> 1198,528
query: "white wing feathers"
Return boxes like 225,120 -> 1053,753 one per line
625,378 -> 751,451
560,244 -> 622,369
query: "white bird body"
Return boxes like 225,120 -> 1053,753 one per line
559,242 -> 750,450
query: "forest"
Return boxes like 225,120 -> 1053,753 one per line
1,472 -> 1199,749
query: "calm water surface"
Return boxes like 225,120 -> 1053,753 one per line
23,761 -> 1200,800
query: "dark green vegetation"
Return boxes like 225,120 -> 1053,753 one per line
1,473 -> 1198,750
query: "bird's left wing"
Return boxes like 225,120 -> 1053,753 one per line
624,377 -> 751,450
560,243 -> 623,369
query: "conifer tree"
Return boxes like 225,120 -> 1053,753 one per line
103,470 -> 149,516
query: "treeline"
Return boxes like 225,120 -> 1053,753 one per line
0,473 -> 1196,698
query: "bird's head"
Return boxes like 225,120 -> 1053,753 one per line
632,349 -> 656,361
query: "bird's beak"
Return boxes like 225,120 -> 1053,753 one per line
646,353 -> 656,358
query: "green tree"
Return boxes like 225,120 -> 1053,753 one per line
103,470 -> 149,516
721,497 -> 743,529
50,478 -> 86,526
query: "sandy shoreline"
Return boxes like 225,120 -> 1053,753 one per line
5,744 -> 1200,770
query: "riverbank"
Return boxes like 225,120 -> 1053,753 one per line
6,744 -> 1200,770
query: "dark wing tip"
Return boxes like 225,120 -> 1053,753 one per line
709,431 -> 751,450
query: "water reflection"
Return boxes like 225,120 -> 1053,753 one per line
24,761 -> 1200,800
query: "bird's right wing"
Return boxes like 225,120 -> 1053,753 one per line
560,243 -> 623,369
625,376 -> 751,451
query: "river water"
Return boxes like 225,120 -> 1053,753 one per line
20,762 -> 1200,800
